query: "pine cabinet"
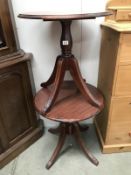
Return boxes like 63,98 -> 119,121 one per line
95,24 -> 131,153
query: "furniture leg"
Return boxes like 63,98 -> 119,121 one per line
78,123 -> 89,132
73,123 -> 99,166
46,123 -> 66,169
48,125 -> 61,134
41,56 -> 60,87
69,57 -> 101,108
43,58 -> 66,113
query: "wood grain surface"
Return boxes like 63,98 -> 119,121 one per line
18,11 -> 112,21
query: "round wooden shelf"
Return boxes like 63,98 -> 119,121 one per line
34,81 -> 104,123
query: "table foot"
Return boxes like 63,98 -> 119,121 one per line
73,123 -> 99,166
46,122 -> 99,169
46,124 -> 66,169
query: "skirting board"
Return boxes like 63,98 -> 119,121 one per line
94,119 -> 131,154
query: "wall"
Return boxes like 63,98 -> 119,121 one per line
11,0 -> 108,127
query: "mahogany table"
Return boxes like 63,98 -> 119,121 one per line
19,11 -> 112,169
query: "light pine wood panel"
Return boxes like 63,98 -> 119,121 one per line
96,26 -> 120,141
108,122 -> 131,144
107,0 -> 131,7
119,34 -> 131,63
107,97 -> 131,144
95,11 -> 131,152
116,10 -> 131,21
106,10 -> 117,21
114,65 -> 131,96
95,118 -> 131,153
110,97 -> 131,122
98,26 -> 119,98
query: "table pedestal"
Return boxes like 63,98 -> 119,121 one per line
41,21 -> 101,114
46,123 -> 98,169
34,81 -> 104,169
18,11 -> 112,170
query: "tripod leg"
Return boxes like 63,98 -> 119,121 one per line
46,123 -> 66,169
41,56 -> 60,87
73,123 -> 99,166
43,58 -> 66,114
78,123 -> 89,132
69,57 -> 101,108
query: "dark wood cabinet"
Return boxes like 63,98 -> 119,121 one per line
0,0 -> 18,57
0,0 -> 43,168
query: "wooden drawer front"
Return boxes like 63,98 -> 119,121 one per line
108,98 -> 131,144
114,65 -> 131,96
119,34 -> 131,62
116,10 -> 131,21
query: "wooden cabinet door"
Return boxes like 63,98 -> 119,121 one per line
0,62 -> 37,150
114,65 -> 131,96
107,97 -> 131,144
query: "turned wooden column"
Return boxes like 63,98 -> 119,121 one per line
60,21 -> 73,57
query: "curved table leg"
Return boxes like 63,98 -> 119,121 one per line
46,123 -> 66,169
69,57 -> 101,108
48,125 -> 61,134
73,123 -> 99,166
43,58 -> 66,114
78,123 -> 89,132
41,56 -> 60,88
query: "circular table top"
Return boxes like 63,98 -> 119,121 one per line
18,11 -> 112,21
34,81 -> 104,123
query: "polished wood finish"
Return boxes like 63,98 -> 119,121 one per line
19,12 -> 108,168
39,18 -> 106,113
35,81 -> 104,123
95,23 -> 131,153
35,81 -> 104,169
18,12 -> 112,21
19,12 -> 111,113
46,122 -> 99,169
48,123 -> 89,134
41,56 -> 101,114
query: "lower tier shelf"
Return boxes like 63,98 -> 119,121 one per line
34,81 -> 104,123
